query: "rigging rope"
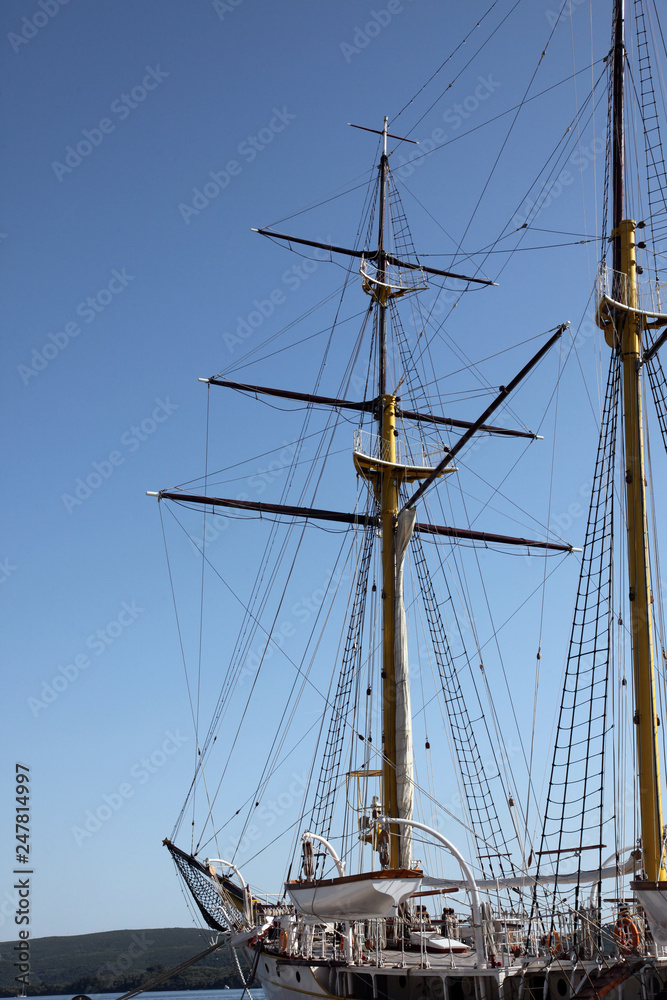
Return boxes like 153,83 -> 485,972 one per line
529,349 -> 620,947
411,528 -> 515,884
308,521 -> 376,876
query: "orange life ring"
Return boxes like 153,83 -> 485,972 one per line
279,930 -> 289,954
614,916 -> 640,954
545,930 -> 561,955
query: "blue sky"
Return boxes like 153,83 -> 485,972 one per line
1,0 -> 641,942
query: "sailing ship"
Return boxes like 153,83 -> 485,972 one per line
149,3 -> 667,999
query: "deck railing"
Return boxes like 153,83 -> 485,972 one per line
353,429 -> 445,470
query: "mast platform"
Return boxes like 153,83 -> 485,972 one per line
595,261 -> 667,338
353,429 -> 456,483
360,258 -> 427,302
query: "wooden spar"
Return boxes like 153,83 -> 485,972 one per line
251,233 -> 496,286
201,377 -> 541,439
202,377 -> 375,412
643,326 -> 667,365
153,492 -> 376,527
150,490 -> 575,553
402,324 -> 567,513
396,406 -> 538,439
348,122 -> 419,144
414,521 -> 574,552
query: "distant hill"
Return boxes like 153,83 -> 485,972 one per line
0,927 -> 244,996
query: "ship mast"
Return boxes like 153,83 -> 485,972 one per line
159,117 -> 572,881
375,119 -> 403,869
607,0 -> 665,881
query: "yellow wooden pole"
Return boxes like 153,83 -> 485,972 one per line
380,393 -> 400,868
617,219 -> 666,881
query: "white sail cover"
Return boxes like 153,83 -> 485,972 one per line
395,508 -> 416,870
631,881 -> 667,946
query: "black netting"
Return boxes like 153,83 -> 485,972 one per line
165,839 -> 238,933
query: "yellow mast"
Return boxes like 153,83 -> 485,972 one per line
610,220 -> 665,880
379,393 -> 400,867
353,119 -> 441,868
374,119 -> 400,866
599,1 -> 665,881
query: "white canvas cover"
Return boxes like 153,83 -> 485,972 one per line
631,881 -> 667,946
395,508 -> 416,870
287,871 -> 422,921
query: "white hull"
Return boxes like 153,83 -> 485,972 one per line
250,948 -> 667,1000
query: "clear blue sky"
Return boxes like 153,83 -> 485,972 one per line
1,0 -> 632,940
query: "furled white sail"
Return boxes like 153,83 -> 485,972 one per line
395,507 -> 416,870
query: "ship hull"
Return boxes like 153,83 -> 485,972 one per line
251,949 -> 667,1000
